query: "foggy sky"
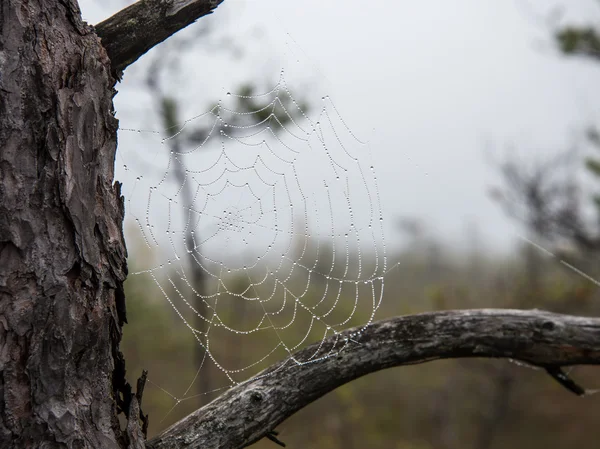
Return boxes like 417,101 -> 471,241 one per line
81,0 -> 600,255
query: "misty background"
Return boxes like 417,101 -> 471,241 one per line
79,1 -> 600,448
84,0 -> 600,253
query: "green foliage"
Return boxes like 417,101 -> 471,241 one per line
586,158 -> 600,177
160,83 -> 309,148
556,24 -> 600,217
231,83 -> 310,129
160,97 -> 179,138
556,27 -> 600,57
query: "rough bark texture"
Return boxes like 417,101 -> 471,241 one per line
148,309 -> 600,449
0,1 -> 130,448
95,0 -> 224,79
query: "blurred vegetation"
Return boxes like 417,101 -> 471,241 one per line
121,218 -> 600,448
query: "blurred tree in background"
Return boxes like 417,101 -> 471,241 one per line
143,50 -> 308,406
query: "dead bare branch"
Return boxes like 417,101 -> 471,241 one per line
94,0 -> 225,79
147,309 -> 600,449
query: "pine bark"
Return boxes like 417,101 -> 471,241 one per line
0,1 -> 131,448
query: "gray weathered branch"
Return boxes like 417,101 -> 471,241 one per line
147,309 -> 600,449
94,0 -> 225,79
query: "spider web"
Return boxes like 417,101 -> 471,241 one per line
118,70 -> 387,412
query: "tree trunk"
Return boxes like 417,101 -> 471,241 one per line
0,1 -> 132,447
